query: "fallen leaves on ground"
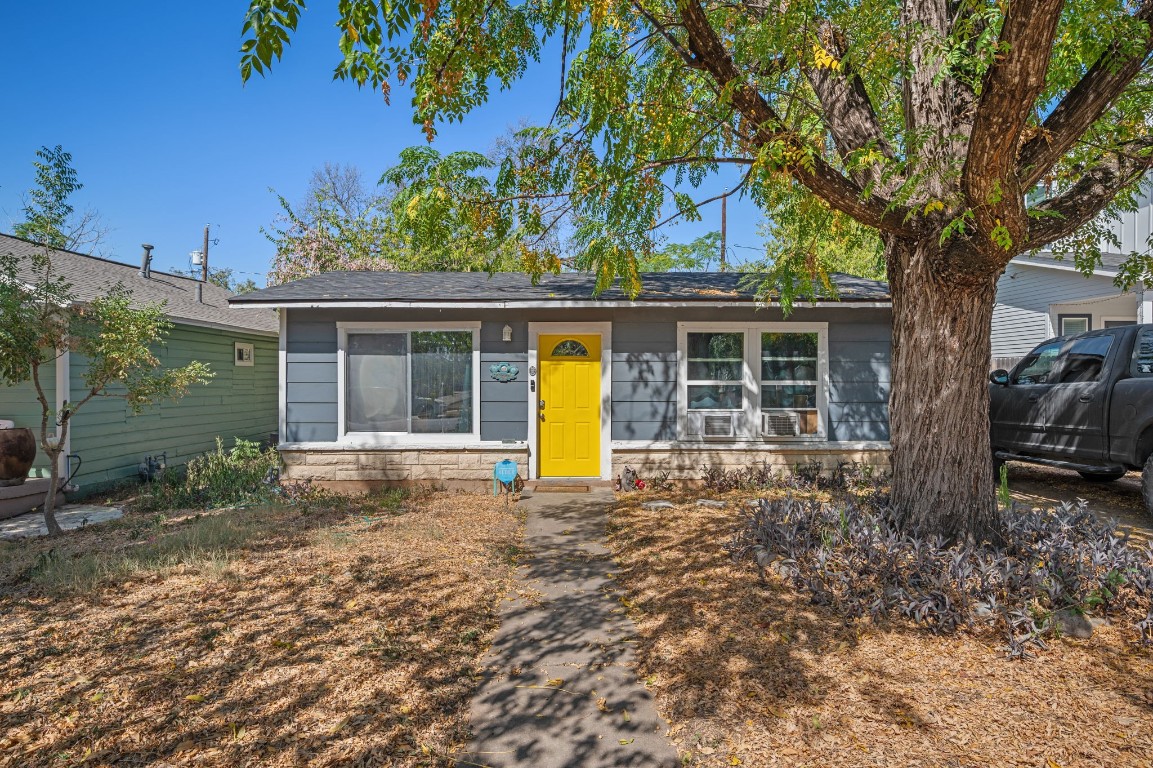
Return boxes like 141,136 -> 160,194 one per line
0,491 -> 523,767
608,489 -> 1153,768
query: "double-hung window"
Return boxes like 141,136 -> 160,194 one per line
678,323 -> 828,440
338,323 -> 480,441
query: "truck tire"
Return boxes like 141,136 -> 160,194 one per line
1078,469 -> 1127,482
1144,454 -> 1153,517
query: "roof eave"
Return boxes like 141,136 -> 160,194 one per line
228,298 -> 892,310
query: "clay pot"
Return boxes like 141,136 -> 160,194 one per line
0,428 -> 36,487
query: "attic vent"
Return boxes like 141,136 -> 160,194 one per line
762,411 -> 800,437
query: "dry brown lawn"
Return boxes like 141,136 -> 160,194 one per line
608,490 -> 1153,768
0,491 -> 523,767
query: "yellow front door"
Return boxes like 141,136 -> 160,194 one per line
539,334 -> 601,477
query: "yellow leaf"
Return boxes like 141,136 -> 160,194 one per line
620,738 -> 634,745
923,200 -> 945,214
729,756 -> 743,766
344,600 -> 357,610
546,678 -> 565,688
1046,761 -> 1063,768
184,694 -> 206,703
346,24 -> 359,42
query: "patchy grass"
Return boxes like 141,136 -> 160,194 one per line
0,490 -> 523,767
609,488 -> 1153,768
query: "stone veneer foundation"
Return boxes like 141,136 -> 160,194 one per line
280,446 -> 530,492
610,444 -> 890,482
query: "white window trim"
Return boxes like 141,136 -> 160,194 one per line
677,321 -> 829,441
336,321 -> 482,446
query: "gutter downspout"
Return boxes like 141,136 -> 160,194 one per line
54,348 -> 70,483
1140,282 -> 1152,325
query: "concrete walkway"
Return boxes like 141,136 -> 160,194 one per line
456,490 -> 678,768
0,504 -> 123,540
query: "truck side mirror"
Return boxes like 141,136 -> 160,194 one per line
989,369 -> 1010,386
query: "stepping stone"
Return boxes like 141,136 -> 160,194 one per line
696,499 -> 727,508
641,500 -> 675,510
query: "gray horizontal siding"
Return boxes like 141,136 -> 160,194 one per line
480,322 -> 527,441
828,321 -> 891,442
281,308 -> 893,448
612,325 -> 677,441
285,311 -> 339,442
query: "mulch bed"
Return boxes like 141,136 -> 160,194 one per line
608,490 -> 1153,768
0,492 -> 523,767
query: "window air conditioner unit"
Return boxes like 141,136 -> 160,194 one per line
762,411 -> 800,437
686,412 -> 736,439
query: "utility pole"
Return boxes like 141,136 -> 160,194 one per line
720,189 -> 728,272
201,225 -> 210,283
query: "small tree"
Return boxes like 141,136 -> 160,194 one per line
0,148 -> 212,535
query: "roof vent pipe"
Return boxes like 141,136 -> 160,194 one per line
195,282 -> 203,303
140,244 -> 154,279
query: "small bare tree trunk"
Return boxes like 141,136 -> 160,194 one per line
41,448 -> 63,536
886,238 -> 1002,543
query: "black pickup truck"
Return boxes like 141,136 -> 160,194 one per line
989,323 -> 1153,516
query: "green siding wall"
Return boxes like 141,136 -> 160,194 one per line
67,324 -> 278,494
0,359 -> 55,474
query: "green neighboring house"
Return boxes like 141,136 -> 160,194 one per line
0,233 -> 278,506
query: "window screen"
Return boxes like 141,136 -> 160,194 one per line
761,332 -> 819,435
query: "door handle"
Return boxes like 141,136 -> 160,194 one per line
1027,394 -> 1040,403
540,413 -> 546,422
1078,394 -> 1093,403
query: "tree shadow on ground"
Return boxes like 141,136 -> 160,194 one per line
0,493 -> 520,767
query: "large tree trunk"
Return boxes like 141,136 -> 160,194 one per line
886,237 -> 1002,543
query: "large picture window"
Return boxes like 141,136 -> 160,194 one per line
340,324 -> 478,439
678,323 -> 828,440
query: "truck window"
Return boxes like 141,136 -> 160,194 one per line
1134,327 -> 1153,377
1012,340 -> 1063,384
1052,334 -> 1113,384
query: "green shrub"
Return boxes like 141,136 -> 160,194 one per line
139,437 -> 279,511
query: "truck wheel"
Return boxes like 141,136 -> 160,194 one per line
1144,454 -> 1153,517
1078,469 -> 1127,482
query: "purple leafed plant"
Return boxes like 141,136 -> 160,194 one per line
727,496 -> 1153,657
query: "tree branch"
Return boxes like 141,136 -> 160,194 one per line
804,21 -> 897,189
962,0 -> 1066,250
1024,137 -> 1153,249
1017,0 -> 1153,188
675,0 -> 911,234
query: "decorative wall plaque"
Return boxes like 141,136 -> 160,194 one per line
489,362 -> 520,382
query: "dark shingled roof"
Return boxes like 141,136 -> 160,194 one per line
229,270 -> 890,306
2,234 -> 278,335
1013,250 -> 1132,273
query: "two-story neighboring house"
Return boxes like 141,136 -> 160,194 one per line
991,184 -> 1153,368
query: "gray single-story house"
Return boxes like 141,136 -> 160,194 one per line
0,233 -> 279,514
229,271 -> 892,488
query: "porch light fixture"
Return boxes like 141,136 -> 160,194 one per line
502,324 -> 513,342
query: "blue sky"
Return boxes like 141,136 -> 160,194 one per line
0,1 -> 764,285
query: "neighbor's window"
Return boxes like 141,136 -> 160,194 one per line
686,331 -> 744,410
346,330 -> 474,434
761,332 -> 820,435
1058,314 -> 1091,336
